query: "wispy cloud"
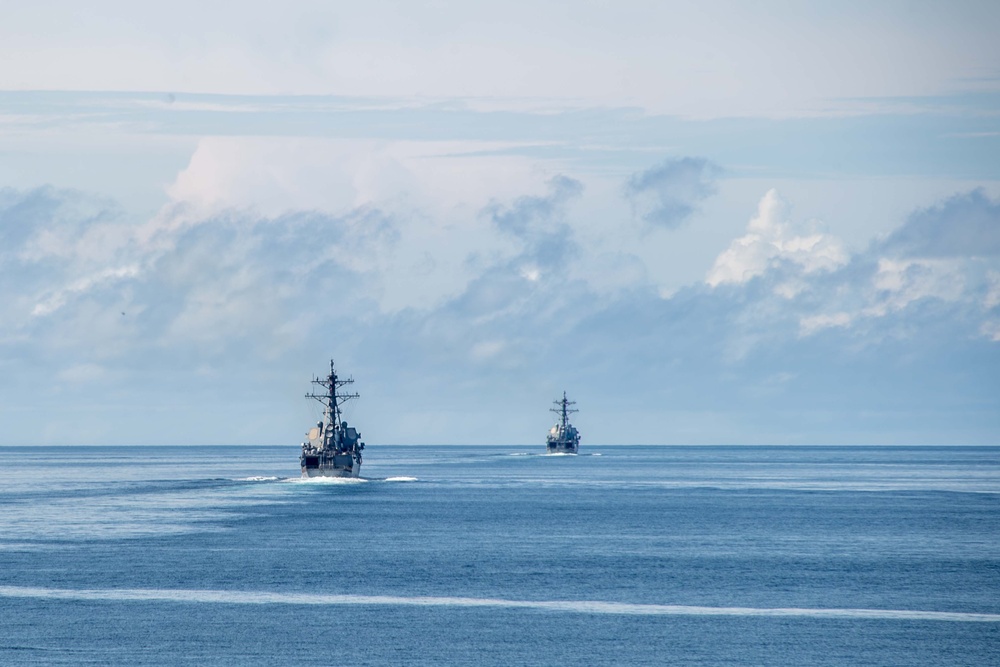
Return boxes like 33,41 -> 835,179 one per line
625,158 -> 719,229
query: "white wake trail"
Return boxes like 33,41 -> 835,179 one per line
1,586 -> 996,622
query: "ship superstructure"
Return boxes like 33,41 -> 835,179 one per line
300,360 -> 365,478
546,392 -> 580,454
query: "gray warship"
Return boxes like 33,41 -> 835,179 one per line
299,360 -> 365,478
546,392 -> 581,454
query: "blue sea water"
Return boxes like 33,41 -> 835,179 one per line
0,445 -> 998,665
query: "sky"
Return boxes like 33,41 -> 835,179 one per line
1,0 -> 998,445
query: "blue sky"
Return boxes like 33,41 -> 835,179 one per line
1,1 -> 998,445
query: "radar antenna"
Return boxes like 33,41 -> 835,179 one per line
550,391 -> 578,429
305,359 -> 359,430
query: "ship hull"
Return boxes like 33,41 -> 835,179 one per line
546,441 -> 578,454
301,462 -> 361,478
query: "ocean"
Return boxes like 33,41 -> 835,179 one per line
1,445 -> 998,665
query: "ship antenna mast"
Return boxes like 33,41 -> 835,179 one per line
305,359 -> 359,428
550,391 -> 578,429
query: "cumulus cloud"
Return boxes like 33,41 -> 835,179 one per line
0,185 -> 400,365
367,189 -> 996,442
2,181 -> 998,446
852,191 -> 1000,327
706,189 -> 848,288
624,157 -> 719,229
876,189 -> 1000,258
148,206 -> 399,351
695,188 -> 1000,355
167,137 -> 406,218
160,136 -> 591,314
168,136 -> 550,220
865,257 -> 967,318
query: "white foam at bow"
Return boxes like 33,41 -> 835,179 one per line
284,477 -> 368,484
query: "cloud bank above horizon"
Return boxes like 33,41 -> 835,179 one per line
1,2 -> 998,445
2,154 -> 998,444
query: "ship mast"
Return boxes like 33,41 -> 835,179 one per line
550,391 -> 578,429
305,359 -> 359,430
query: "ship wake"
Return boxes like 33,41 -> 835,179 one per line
1,586 -> 997,623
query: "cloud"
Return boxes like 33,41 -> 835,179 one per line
798,312 -> 853,336
485,175 -> 583,240
706,189 -> 847,288
844,190 -> 1000,327
624,157 -> 719,229
32,264 -> 140,317
147,208 -> 393,351
1,185 -> 401,365
166,137 -> 401,218
876,188 -> 1000,258
0,186 -> 123,264
358,188 -> 998,443
168,136 -> 550,221
0,187 -> 63,251
481,174 -> 583,278
985,271 -> 1000,310
982,320 -> 1000,343
161,136 -> 591,314
701,189 -> 1000,348
1,181 -> 998,446
864,257 -> 967,318
0,187 -> 136,346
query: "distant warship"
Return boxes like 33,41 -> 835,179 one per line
546,392 -> 580,454
300,360 -> 365,478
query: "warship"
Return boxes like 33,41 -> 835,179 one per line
546,392 -> 581,454
299,360 -> 365,478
